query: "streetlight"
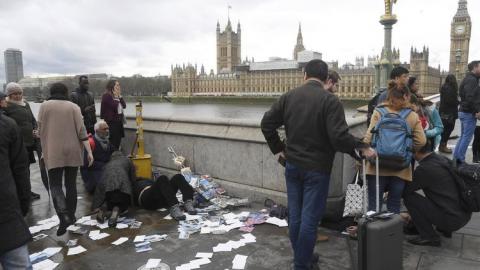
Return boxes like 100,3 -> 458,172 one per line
455,49 -> 462,81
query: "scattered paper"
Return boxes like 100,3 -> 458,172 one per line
195,252 -> 213,259
88,230 -> 109,240
135,241 -> 152,253
134,235 -> 146,242
66,225 -> 81,232
145,258 -> 161,269
163,214 -> 173,220
29,216 -> 60,234
33,234 -> 48,241
96,222 -> 109,229
130,221 -> 142,229
232,255 -> 247,269
112,237 -> 129,246
32,259 -> 59,270
30,247 -> 62,264
145,234 -> 168,242
67,245 -> 87,256
66,239 -> 78,247
116,223 -> 128,229
265,217 -> 288,227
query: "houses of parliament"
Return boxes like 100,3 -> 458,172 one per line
171,0 -> 471,99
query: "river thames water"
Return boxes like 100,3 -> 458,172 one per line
28,101 -> 360,121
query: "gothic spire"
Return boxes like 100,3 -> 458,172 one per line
297,23 -> 303,45
455,0 -> 469,18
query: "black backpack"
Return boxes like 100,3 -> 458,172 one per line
444,163 -> 480,213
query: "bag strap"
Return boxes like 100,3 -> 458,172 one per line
398,108 -> 412,119
375,106 -> 388,117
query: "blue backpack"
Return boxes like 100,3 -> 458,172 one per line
370,106 -> 413,170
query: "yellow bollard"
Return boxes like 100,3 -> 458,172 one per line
131,100 -> 152,179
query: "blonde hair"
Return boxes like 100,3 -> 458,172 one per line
386,80 -> 410,111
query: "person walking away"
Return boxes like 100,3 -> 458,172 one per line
0,92 -> 33,269
261,59 -> 375,270
71,75 -> 97,135
363,81 -> 426,214
438,74 -> 459,154
100,80 -> 126,150
80,120 -> 115,193
472,121 -> 480,163
38,83 -> 94,236
453,61 -> 480,164
3,83 -> 44,200
404,141 -> 471,246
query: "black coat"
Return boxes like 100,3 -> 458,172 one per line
0,113 -> 32,255
261,80 -> 364,173
92,152 -> 136,209
3,101 -> 36,147
459,72 -> 480,114
80,136 -> 115,193
71,88 -> 97,133
439,84 -> 459,120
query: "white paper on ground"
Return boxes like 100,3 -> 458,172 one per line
134,235 -> 146,242
112,237 -> 129,246
265,217 -> 288,227
96,222 -> 109,229
67,245 -> 87,256
89,230 -> 100,237
163,214 -> 173,220
190,258 -> 211,266
116,223 -> 128,229
32,259 -> 59,270
223,213 -> 237,220
145,258 -> 161,269
195,252 -> 213,259
42,247 -> 62,258
66,225 -> 81,231
185,214 -> 201,221
232,255 -> 248,270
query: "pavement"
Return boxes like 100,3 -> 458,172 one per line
16,125 -> 480,270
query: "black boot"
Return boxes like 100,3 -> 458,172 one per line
473,152 -> 480,163
57,213 -> 72,236
108,206 -> 120,228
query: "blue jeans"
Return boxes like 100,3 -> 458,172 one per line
285,162 -> 330,270
0,244 -> 32,270
453,112 -> 476,162
366,175 -> 405,214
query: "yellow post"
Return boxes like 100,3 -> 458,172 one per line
131,100 -> 152,179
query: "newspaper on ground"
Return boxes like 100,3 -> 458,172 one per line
145,258 -> 161,269
67,245 -> 87,256
112,237 -> 129,246
29,216 -> 59,235
32,259 -> 59,270
232,255 -> 248,270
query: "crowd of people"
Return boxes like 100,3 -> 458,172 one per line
1,59 -> 479,269
261,59 -> 480,270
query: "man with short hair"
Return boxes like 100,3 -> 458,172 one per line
325,70 -> 341,93
404,141 -> 471,246
261,59 -> 375,270
0,91 -> 32,269
377,66 -> 410,105
80,120 -> 114,193
453,61 -> 480,164
71,75 -> 97,134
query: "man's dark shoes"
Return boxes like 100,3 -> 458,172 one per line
183,200 -> 197,215
408,236 -> 441,247
31,192 -> 41,200
437,228 -> 453,238
108,206 -> 120,228
57,214 -> 73,236
403,224 -> 419,235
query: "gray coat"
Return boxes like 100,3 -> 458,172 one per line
92,152 -> 136,209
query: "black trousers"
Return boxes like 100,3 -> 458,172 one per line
48,167 -> 78,220
472,126 -> 480,155
403,191 -> 470,240
105,190 -> 131,212
140,174 -> 194,210
440,119 -> 456,144
27,140 -> 49,191
107,121 -> 124,150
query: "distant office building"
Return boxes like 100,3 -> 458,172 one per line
4,48 -> 24,83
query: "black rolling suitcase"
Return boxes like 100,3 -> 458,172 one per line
357,157 -> 403,270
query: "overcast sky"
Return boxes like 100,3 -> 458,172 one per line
1,0 -> 479,83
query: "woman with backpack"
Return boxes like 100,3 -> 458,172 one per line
363,81 -> 426,214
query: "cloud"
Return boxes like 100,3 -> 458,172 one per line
0,0 -> 479,84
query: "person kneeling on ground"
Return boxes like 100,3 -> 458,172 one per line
80,120 -> 114,194
92,151 -> 136,227
403,141 -> 472,247
133,174 -> 197,221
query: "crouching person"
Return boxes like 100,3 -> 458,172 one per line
92,151 -> 135,227
80,120 -> 114,194
133,174 -> 196,221
404,141 -> 472,246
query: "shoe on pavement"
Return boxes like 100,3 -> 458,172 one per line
108,206 -> 120,228
183,200 -> 197,215
170,204 -> 186,221
408,236 -> 441,247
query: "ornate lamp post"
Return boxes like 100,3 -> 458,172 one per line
455,49 -> 462,81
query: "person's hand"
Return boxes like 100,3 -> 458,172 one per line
87,152 -> 94,167
278,151 -> 286,160
361,147 -> 376,159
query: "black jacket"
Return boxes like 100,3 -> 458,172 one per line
439,83 -> 459,119
0,113 -> 32,255
459,72 -> 480,114
406,153 -> 471,221
71,88 -> 97,132
261,80 -> 364,173
3,101 -> 37,147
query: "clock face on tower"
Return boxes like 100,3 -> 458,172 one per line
455,24 -> 465,35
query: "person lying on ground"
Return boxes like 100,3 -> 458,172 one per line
133,174 -> 197,221
92,151 -> 136,227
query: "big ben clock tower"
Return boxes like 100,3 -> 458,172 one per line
449,0 -> 471,80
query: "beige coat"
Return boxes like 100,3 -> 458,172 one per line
364,106 -> 426,181
38,100 -> 88,170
